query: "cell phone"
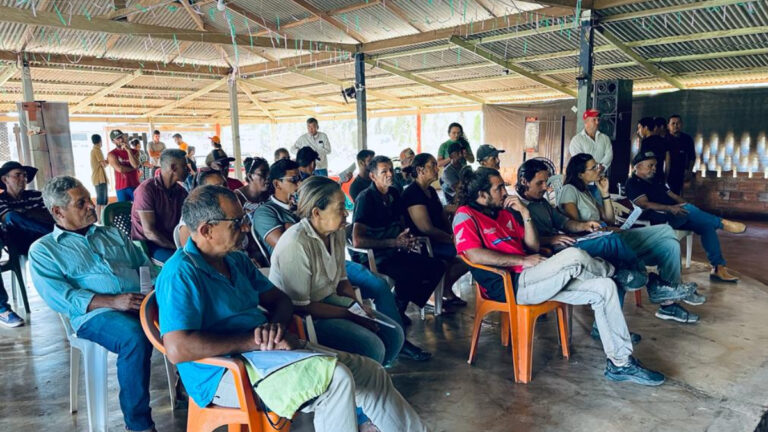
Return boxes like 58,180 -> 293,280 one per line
598,221 -> 608,229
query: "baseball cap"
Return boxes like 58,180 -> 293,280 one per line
582,109 -> 600,120
632,151 -> 657,166
209,136 -> 221,144
109,129 -> 125,141
206,149 -> 234,167
476,144 -> 505,161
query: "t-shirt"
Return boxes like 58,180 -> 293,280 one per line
349,175 -> 372,201
269,218 -> 347,306
437,139 -> 474,165
440,162 -> 462,202
401,183 -> 449,236
251,196 -> 300,257
452,205 -> 526,274
130,176 -> 187,244
519,192 -> 568,237
351,183 -> 403,265
108,148 -> 141,190
226,177 -> 244,191
156,239 -> 274,407
148,140 -> 166,166
557,184 -> 601,222
0,190 -> 53,226
639,135 -> 667,182
177,141 -> 188,152
392,169 -> 412,194
90,146 -> 107,185
137,149 -> 152,182
624,174 -> 678,225
666,132 -> 695,193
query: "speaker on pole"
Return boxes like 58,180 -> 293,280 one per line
592,79 -> 633,191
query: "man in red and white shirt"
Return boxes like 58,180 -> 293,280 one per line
107,129 -> 140,202
452,167 -> 665,386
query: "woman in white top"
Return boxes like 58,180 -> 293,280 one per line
270,176 -> 404,366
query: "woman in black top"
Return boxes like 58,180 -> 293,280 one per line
402,153 -> 468,306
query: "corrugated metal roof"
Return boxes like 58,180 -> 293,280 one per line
279,18 -> 359,44
341,4 -> 419,41
391,0 -> 494,32
233,0 -> 312,25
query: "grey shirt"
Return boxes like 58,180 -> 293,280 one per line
557,184 -> 601,222
517,191 -> 569,237
251,196 -> 300,257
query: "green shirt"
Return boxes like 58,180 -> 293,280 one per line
437,139 -> 474,166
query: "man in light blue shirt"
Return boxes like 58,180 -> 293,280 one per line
29,176 -> 156,432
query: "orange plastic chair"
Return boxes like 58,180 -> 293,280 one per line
634,290 -> 642,307
459,254 -> 570,383
139,291 -> 290,432
340,178 -> 354,203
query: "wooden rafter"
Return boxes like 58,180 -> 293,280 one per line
598,29 -> 685,90
238,82 -> 275,120
600,0 -> 760,23
102,0 -> 174,20
243,79 -> 352,110
71,69 -> 143,113
178,0 -> 236,68
0,65 -> 17,86
0,5 -> 357,52
289,0 -> 368,43
364,59 -> 486,104
18,0 -> 51,51
449,35 -> 577,97
145,77 -> 229,117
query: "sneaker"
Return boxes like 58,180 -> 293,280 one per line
613,269 -> 648,292
682,290 -> 707,306
399,340 -> 431,361
655,303 -> 699,323
591,325 -> 641,345
0,310 -> 24,328
604,356 -> 665,386
647,276 -> 695,304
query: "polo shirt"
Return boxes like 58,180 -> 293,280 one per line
452,205 -> 526,274
293,132 -> 331,170
0,190 -> 50,222
156,239 -> 274,407
557,184 -> 601,222
351,183 -> 403,265
625,174 -> 677,224
639,135 -> 667,182
667,132 -> 696,193
251,196 -> 299,257
569,129 -> 614,171
269,218 -> 347,306
440,162 -> 462,201
349,175 -> 372,201
401,183 -> 449,236
517,191 -> 568,237
437,139 -> 474,166
108,148 -> 141,190
131,176 -> 187,244
29,225 -> 149,331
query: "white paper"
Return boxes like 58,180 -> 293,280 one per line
348,303 -> 396,329
139,266 -> 152,294
619,206 -> 644,230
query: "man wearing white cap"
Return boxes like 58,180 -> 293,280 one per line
570,109 -> 613,174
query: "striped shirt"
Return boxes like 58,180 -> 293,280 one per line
0,190 -> 48,221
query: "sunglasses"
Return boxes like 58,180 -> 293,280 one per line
280,175 -> 301,184
207,215 -> 248,231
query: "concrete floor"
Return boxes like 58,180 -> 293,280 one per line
2,226 -> 768,432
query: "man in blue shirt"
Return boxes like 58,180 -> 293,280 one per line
29,176 -> 156,432
157,185 -> 429,432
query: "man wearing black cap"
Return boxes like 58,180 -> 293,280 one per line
107,129 -> 140,202
439,141 -> 465,204
207,149 -> 243,191
296,146 -> 321,181
626,151 -> 746,283
476,144 -> 505,170
0,161 -> 55,327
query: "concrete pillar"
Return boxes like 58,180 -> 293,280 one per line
228,73 -> 243,181
355,52 -> 367,151
576,10 -> 594,132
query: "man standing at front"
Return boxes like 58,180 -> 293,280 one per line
30,176 -> 156,432
90,134 -> 109,221
107,129 -> 140,202
570,109 -> 613,174
148,130 -> 166,169
293,118 -> 331,176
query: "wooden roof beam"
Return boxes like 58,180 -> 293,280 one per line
144,77 -> 229,117
71,69 -> 143,113
597,28 -> 685,90
600,0 -> 761,23
18,0 -> 51,51
289,0 -> 368,43
239,83 -> 275,120
242,78 -> 352,110
364,58 -> 486,104
0,5 -> 357,52
0,65 -> 17,87
449,35 -> 577,97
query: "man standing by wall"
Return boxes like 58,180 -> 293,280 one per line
293,118 -> 331,176
106,130 -> 140,202
666,115 -> 696,196
569,109 -> 613,174
90,134 -> 108,220
148,130 -> 165,169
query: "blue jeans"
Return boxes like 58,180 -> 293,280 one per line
3,211 -> 53,254
314,311 -> 404,366
345,260 -> 403,328
674,204 -> 725,267
116,187 -> 136,202
619,224 -> 682,283
0,279 -> 9,313
575,233 -> 643,310
431,242 -> 458,261
313,169 -> 329,177
147,242 -> 174,263
76,311 -> 154,431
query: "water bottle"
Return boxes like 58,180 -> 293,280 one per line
139,266 -> 152,294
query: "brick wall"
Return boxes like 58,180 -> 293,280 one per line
685,172 -> 768,219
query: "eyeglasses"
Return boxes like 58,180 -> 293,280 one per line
207,215 -> 248,231
280,175 -> 302,184
586,164 -> 599,172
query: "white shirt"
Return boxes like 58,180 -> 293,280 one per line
269,218 -> 347,306
293,132 -> 331,170
569,129 -> 614,172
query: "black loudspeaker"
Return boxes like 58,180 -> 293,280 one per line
592,79 -> 633,191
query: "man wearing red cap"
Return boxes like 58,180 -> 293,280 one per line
569,109 -> 613,174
